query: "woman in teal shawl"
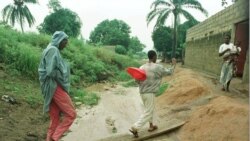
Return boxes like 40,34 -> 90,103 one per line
38,31 -> 76,141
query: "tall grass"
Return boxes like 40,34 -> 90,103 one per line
71,88 -> 100,106
0,26 -> 141,83
0,26 -> 142,106
4,44 -> 41,78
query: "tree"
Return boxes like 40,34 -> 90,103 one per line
128,36 -> 145,53
147,0 -> 208,58
178,19 -> 199,47
89,19 -> 131,47
152,26 -> 172,61
47,0 -> 62,12
2,0 -> 38,33
115,45 -> 127,55
177,19 -> 199,64
38,8 -> 82,38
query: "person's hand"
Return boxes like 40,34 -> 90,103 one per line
171,58 -> 176,66
236,47 -> 241,53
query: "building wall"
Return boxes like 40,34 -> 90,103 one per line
185,0 -> 249,81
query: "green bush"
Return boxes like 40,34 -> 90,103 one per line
115,45 -> 127,55
70,74 -> 81,85
156,83 -> 169,97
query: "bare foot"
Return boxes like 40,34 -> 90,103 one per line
129,127 -> 138,138
148,125 -> 158,132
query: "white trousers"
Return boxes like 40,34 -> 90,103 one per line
133,93 -> 155,129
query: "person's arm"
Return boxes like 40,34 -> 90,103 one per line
44,48 -> 58,77
219,47 -> 230,57
235,46 -> 241,56
162,58 -> 176,76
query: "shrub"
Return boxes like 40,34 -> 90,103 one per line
156,83 -> 169,97
115,45 -> 127,55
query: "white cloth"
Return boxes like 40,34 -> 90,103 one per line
219,43 -> 235,58
133,93 -> 155,129
220,61 -> 233,88
231,46 -> 241,54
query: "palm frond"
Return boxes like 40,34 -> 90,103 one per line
2,5 -> 13,22
10,8 -> 17,26
22,5 -> 35,27
19,9 -> 24,29
147,8 -> 166,26
154,9 -> 171,29
182,0 -> 208,16
16,5 -> 22,23
24,0 -> 38,4
179,9 -> 196,22
151,0 -> 172,9
2,0 -> 37,31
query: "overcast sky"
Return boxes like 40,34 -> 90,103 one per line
0,0 -> 233,50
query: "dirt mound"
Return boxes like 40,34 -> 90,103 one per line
179,96 -> 249,141
0,101 -> 48,141
157,68 -> 210,105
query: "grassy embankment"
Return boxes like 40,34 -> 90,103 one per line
0,25 -> 141,107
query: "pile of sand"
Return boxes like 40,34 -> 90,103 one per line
179,96 -> 249,141
156,67 -> 249,141
157,68 -> 210,106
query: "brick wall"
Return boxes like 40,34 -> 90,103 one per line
185,33 -> 229,75
185,0 -> 249,80
186,0 -> 249,42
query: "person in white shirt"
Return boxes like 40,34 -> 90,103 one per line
129,50 -> 176,138
219,34 -> 240,91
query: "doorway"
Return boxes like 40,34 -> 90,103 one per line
234,20 -> 249,77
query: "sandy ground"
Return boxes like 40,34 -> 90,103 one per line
62,65 -> 249,141
62,85 -> 152,141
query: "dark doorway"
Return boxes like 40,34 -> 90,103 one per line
234,20 -> 249,77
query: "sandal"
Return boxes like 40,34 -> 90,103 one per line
148,125 -> 158,132
129,129 -> 139,138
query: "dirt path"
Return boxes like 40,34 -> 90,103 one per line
62,85 -> 150,141
62,65 -> 249,141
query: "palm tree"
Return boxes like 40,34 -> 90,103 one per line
147,0 -> 208,58
2,0 -> 38,33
